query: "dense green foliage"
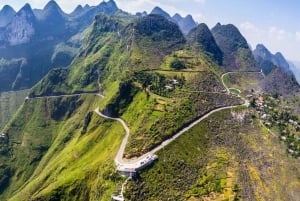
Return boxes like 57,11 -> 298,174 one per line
124,89 -> 242,158
127,14 -> 185,70
0,9 -> 299,201
261,67 -> 300,95
126,108 -> 300,200
211,23 -> 259,72
104,80 -> 139,117
0,90 -> 28,130
187,23 -> 223,65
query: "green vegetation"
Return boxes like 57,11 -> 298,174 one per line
187,23 -> 223,65
0,11 -> 299,201
252,94 -> 300,157
122,77 -> 241,157
0,90 -> 28,130
211,23 -> 259,72
223,72 -> 264,95
126,108 -> 300,201
0,93 -> 127,200
0,58 -> 27,91
127,14 -> 185,70
170,57 -> 186,70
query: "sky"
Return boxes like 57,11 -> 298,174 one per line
1,0 -> 300,62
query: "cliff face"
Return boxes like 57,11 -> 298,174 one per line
0,5 -> 16,27
4,4 -> 36,46
212,23 -> 259,72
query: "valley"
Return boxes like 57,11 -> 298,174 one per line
0,1 -> 299,200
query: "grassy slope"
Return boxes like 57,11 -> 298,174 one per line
1,14 -> 299,201
0,90 -> 28,131
1,92 -> 127,201
223,72 -> 264,94
126,108 -> 300,201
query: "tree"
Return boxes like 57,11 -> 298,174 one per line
170,58 -> 185,70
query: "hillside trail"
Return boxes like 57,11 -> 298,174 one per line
25,71 -> 262,201
95,71 -> 263,167
25,71 -> 262,166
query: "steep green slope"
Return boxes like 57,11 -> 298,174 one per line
127,14 -> 185,70
1,11 -> 299,201
0,90 -> 28,130
126,107 -> 300,201
187,23 -> 223,65
0,93 -> 128,200
211,23 -> 259,72
30,14 -> 186,97
261,67 -> 300,95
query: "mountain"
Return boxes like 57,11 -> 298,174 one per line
150,8 -> 197,35
260,66 -> 299,95
172,14 -> 197,35
0,3 -> 299,201
253,44 -> 292,75
136,11 -> 147,17
40,0 -> 66,20
253,44 -> 299,93
211,23 -> 259,72
289,61 -> 300,83
172,13 -> 182,22
2,3 -> 37,46
0,0 -> 122,93
150,6 -> 174,22
70,5 -> 84,16
0,14 -> 241,200
33,8 -> 43,18
0,5 -> 16,27
125,14 -> 185,70
187,23 -> 223,64
38,0 -> 67,36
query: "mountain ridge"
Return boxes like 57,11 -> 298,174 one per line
253,44 -> 292,75
0,0 -> 123,93
211,23 -> 259,72
0,2 -> 299,201
0,5 -> 16,27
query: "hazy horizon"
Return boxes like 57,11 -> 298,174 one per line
1,0 -> 300,64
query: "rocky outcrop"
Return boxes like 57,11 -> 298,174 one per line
5,4 -> 36,46
0,5 -> 16,27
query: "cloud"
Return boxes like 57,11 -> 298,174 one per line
296,32 -> 300,42
194,0 -> 206,3
239,21 -> 300,60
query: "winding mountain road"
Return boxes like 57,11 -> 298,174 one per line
26,71 -> 259,170
25,71 -> 261,201
221,71 -> 264,95
93,72 -> 254,172
26,92 -> 104,100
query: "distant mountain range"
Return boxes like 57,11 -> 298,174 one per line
289,61 -> 300,83
0,0 -> 120,92
211,23 -> 259,72
150,6 -> 197,35
1,2 -> 300,200
0,5 -> 15,27
253,44 -> 292,75
0,0 -> 298,94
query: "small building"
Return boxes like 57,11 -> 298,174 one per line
116,166 -> 137,178
170,79 -> 179,85
116,154 -> 158,177
111,194 -> 124,201
280,136 -> 287,141
0,133 -> 7,138
165,85 -> 173,90
261,114 -> 267,119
